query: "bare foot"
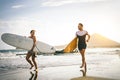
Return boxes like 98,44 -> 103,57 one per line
34,68 -> 38,71
80,62 -> 87,70
30,65 -> 34,69
80,64 -> 84,68
80,63 -> 85,68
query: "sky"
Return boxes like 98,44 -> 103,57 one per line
0,0 -> 120,49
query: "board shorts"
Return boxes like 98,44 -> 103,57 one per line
78,43 -> 87,51
28,50 -> 37,57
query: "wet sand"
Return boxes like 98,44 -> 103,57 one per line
0,63 -> 119,80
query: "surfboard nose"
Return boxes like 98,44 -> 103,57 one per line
1,33 -> 14,45
1,33 -> 8,42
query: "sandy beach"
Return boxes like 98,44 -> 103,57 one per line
0,48 -> 120,80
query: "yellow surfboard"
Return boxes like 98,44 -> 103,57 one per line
64,37 -> 77,53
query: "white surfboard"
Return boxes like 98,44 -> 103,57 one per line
1,33 -> 56,54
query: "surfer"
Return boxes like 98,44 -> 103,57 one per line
26,30 -> 38,71
76,23 -> 90,68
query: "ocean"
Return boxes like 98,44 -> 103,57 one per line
0,48 -> 120,79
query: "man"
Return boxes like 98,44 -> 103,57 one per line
26,30 -> 38,71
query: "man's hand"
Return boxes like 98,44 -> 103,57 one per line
30,49 -> 33,51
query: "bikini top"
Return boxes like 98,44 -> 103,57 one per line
76,30 -> 88,43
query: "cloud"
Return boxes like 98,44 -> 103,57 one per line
41,0 -> 107,7
11,5 -> 24,9
0,17 -> 43,35
41,0 -> 74,7
0,19 -> 30,34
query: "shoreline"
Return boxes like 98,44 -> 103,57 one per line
0,48 -> 120,80
0,65 -> 118,80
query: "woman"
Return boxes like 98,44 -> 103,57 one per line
26,30 -> 38,71
76,23 -> 90,68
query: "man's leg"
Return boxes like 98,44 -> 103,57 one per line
26,52 -> 34,69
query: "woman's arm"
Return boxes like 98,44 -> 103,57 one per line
86,33 -> 90,42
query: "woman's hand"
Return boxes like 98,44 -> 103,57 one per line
86,39 -> 89,42
86,34 -> 90,42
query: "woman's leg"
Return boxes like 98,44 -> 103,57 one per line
26,52 -> 34,69
32,54 -> 37,70
80,49 -> 86,68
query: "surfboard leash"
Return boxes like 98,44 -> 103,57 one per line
35,46 -> 42,54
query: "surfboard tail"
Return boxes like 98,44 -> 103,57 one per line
64,37 -> 77,53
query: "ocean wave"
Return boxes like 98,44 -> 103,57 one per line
0,49 -> 27,59
0,52 -> 18,59
0,48 -> 120,72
